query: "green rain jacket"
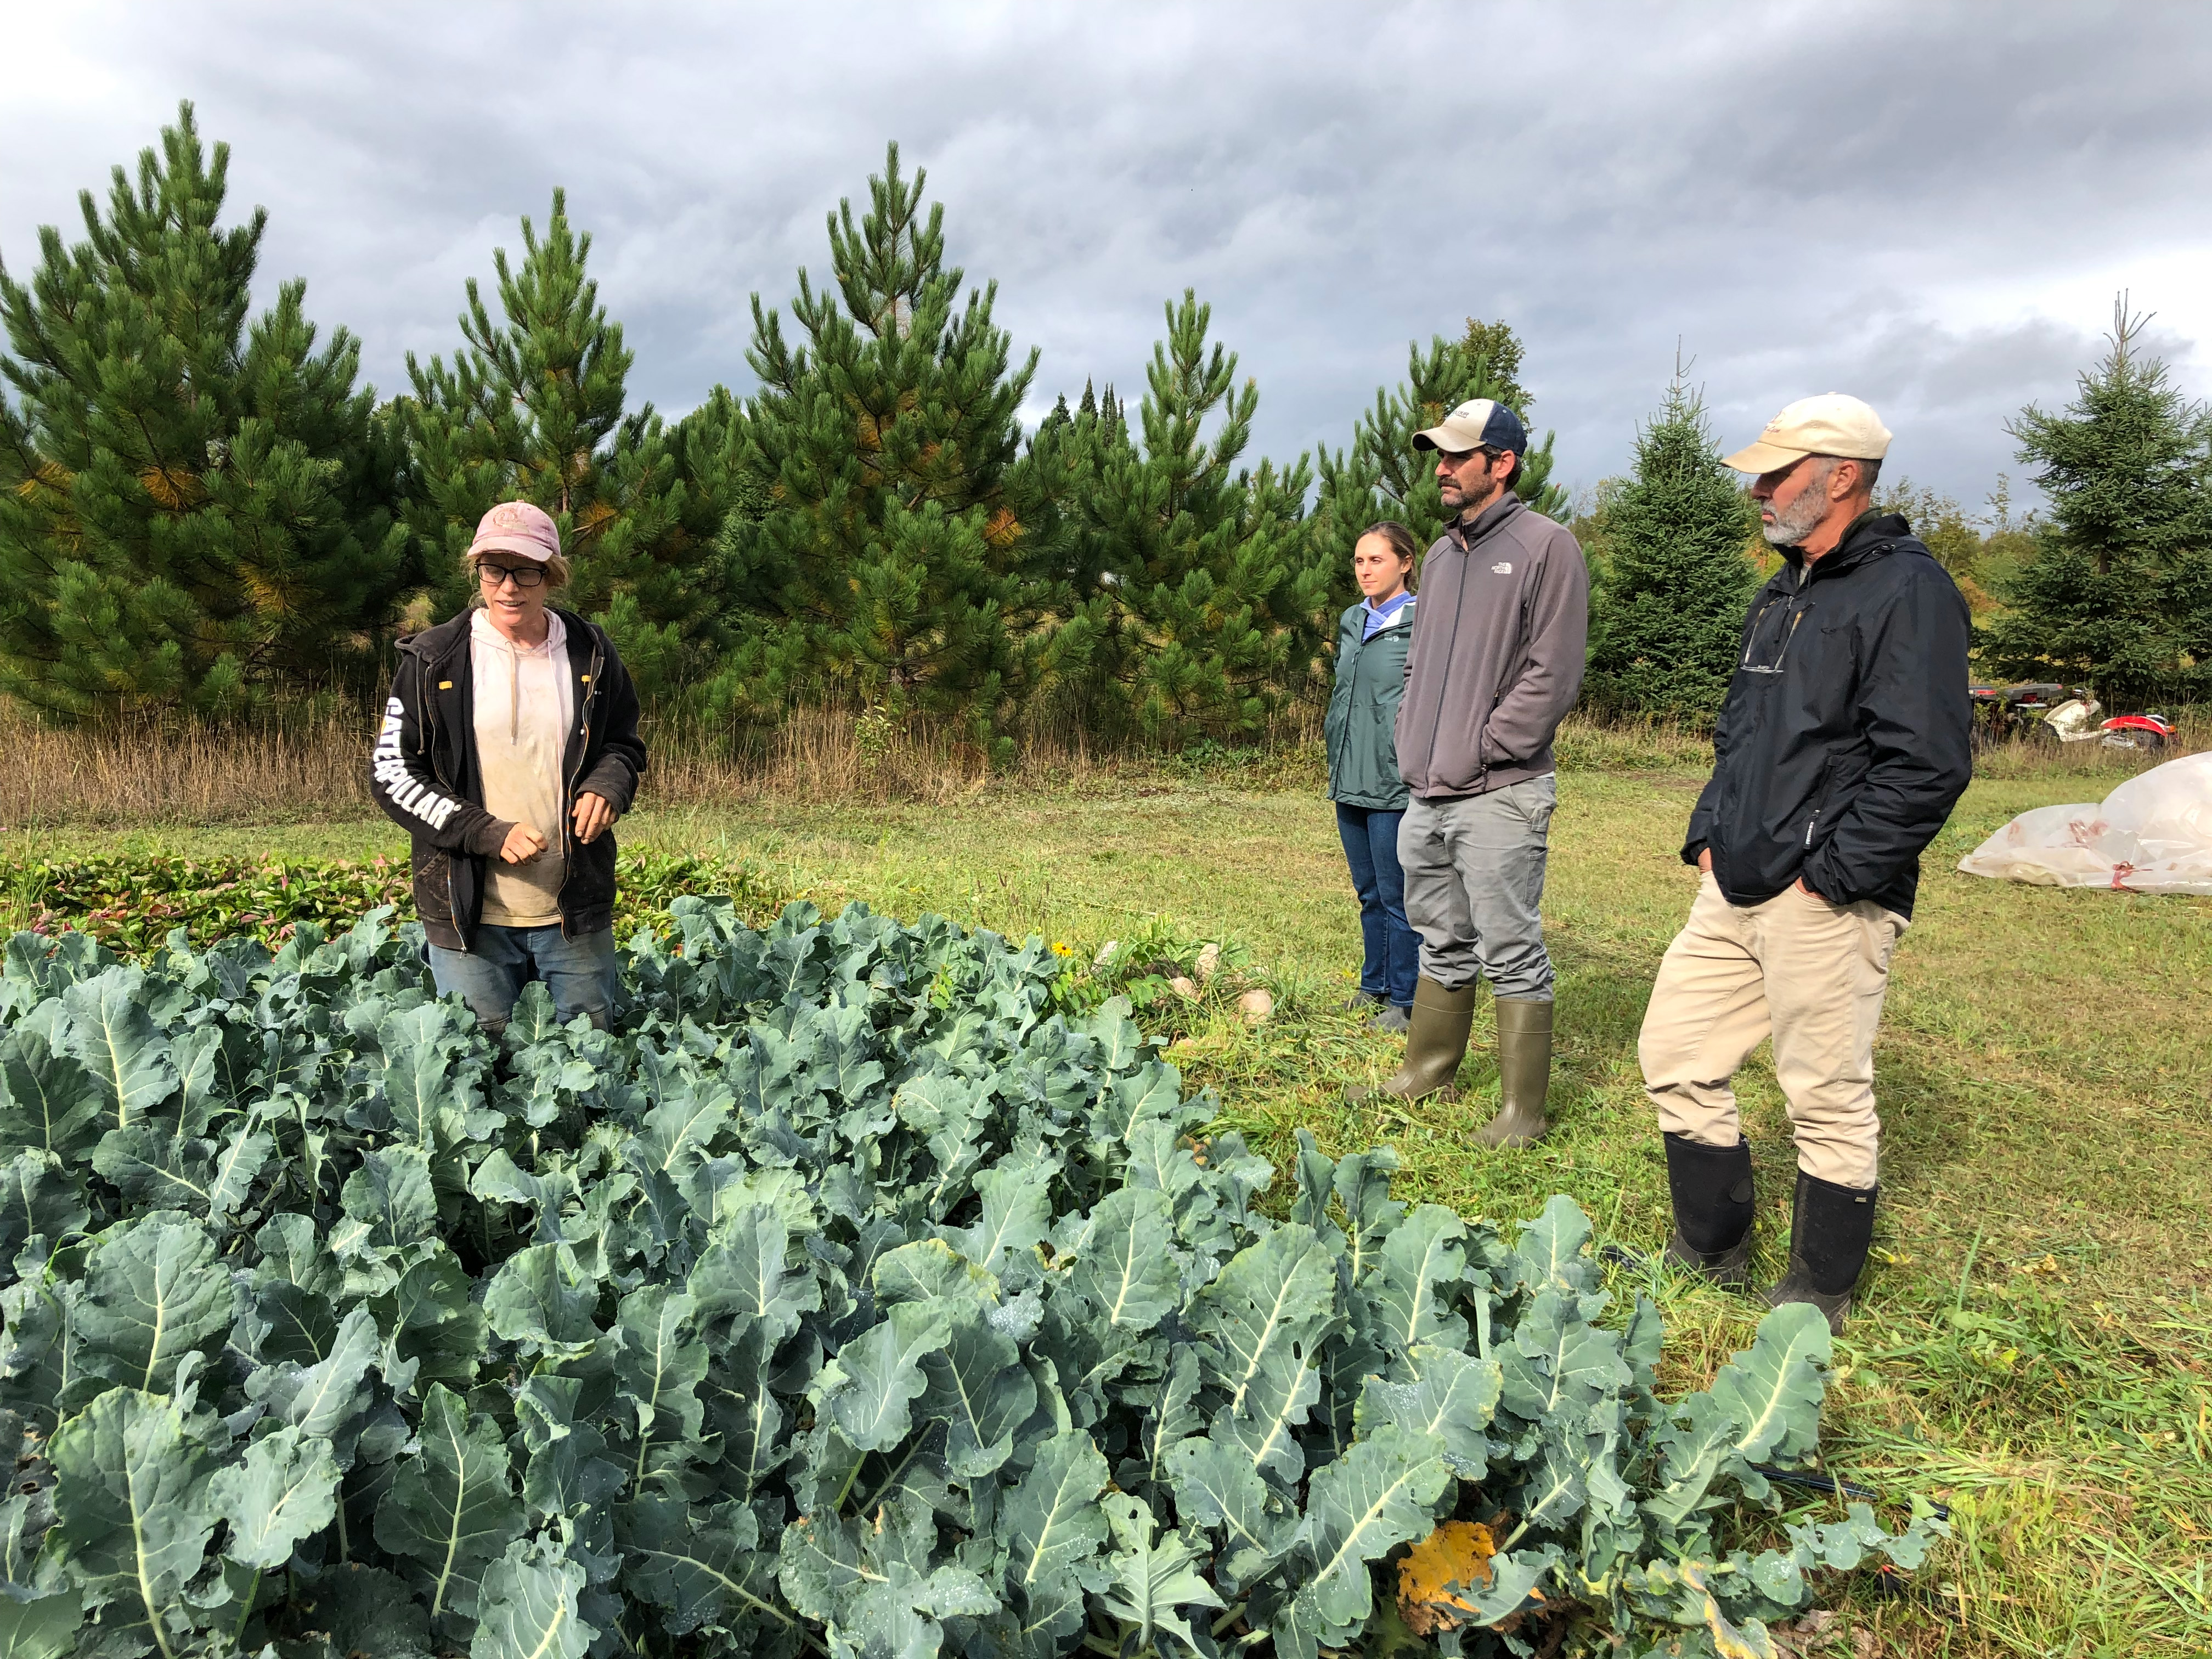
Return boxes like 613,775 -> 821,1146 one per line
1325,595 -> 1417,809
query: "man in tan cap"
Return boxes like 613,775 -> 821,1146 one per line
1637,394 -> 1970,1331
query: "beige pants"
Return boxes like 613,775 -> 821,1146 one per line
1639,874 -> 1908,1189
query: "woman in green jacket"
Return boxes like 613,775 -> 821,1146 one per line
1325,522 -> 1421,1031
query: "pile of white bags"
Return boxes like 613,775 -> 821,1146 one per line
1957,752 -> 2212,894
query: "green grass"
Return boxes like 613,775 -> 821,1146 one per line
8,768 -> 2208,1656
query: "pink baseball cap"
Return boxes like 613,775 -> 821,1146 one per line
466,500 -> 561,563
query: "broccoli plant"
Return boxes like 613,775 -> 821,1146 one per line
0,900 -> 1939,1658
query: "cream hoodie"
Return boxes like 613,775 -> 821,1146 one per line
470,607 -> 574,927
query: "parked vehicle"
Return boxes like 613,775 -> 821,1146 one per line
1968,682 -> 2074,749
1970,683 -> 2176,753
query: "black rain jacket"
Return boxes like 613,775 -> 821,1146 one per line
368,607 -> 646,950
1685,512 -> 1971,919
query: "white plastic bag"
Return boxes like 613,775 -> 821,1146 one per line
1957,752 -> 2212,894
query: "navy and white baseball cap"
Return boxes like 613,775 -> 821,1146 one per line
1413,398 -> 1529,456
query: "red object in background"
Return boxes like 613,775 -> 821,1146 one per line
2098,712 -> 2176,753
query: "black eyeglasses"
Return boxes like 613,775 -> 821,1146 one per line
479,563 -> 546,590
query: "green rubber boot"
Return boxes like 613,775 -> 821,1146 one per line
1345,978 -> 1476,1105
1477,997 -> 1553,1149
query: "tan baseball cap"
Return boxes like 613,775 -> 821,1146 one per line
1723,394 -> 1893,475
1412,398 -> 1528,456
466,500 -> 561,563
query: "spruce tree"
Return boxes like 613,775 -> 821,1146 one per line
1582,369 -> 1759,719
403,191 -> 727,701
0,103 -> 409,721
1041,291 -> 1328,744
721,145 -> 1059,744
1982,300 -> 2212,706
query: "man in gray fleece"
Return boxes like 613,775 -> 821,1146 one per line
1352,399 -> 1589,1147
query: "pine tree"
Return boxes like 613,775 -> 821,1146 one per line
721,144 -> 1059,744
0,103 -> 409,721
1583,368 -> 1759,719
1982,299 -> 2212,706
403,191 -> 727,701
1311,330 -> 1566,608
1040,291 -> 1328,744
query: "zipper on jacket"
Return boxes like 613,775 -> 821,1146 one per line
404,641 -> 469,952
428,647 -> 471,950
1423,541 -> 1474,792
558,632 -> 605,941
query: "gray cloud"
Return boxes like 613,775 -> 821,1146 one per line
5,0 -> 2210,516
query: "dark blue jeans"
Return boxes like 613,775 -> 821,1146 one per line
1336,803 -> 1419,1009
428,924 -> 620,1035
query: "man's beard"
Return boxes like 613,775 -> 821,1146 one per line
1444,472 -> 1505,518
1760,473 -> 1832,546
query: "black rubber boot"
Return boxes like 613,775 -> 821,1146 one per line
1661,1132 -> 1756,1289
1345,978 -> 1476,1105
1476,998 -> 1552,1148
1764,1169 -> 1878,1333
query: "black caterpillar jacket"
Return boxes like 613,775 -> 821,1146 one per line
368,608 -> 645,950
1685,512 -> 1971,919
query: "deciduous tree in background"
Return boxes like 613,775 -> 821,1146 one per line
0,104 -> 409,722
719,145 -> 1063,749
1462,315 -> 1534,411
1981,300 -> 2212,707
403,191 -> 731,703
1582,369 -> 1758,720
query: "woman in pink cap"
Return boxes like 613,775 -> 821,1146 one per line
368,501 -> 646,1035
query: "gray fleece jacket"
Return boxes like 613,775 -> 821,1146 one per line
1394,495 -> 1590,800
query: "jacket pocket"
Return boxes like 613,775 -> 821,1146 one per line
414,848 -> 454,922
565,832 -> 619,918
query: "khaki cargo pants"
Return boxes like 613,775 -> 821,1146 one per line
1638,873 -> 1907,1189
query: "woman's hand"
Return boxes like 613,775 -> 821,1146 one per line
500,822 -> 549,865
572,792 -> 619,844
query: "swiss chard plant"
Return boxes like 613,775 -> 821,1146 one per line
0,899 -> 1939,1659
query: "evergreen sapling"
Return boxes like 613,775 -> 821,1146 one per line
1981,298 -> 2212,707
1583,369 -> 1759,720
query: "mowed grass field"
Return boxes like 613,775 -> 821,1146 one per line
14,762 -> 2209,1658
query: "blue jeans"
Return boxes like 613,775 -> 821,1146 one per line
428,924 -> 620,1035
1336,803 -> 1419,1008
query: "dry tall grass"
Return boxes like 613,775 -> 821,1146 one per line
0,710 -> 377,828
0,704 -> 1306,827
0,702 -> 2197,828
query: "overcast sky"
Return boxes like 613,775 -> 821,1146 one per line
6,1 -> 2210,515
